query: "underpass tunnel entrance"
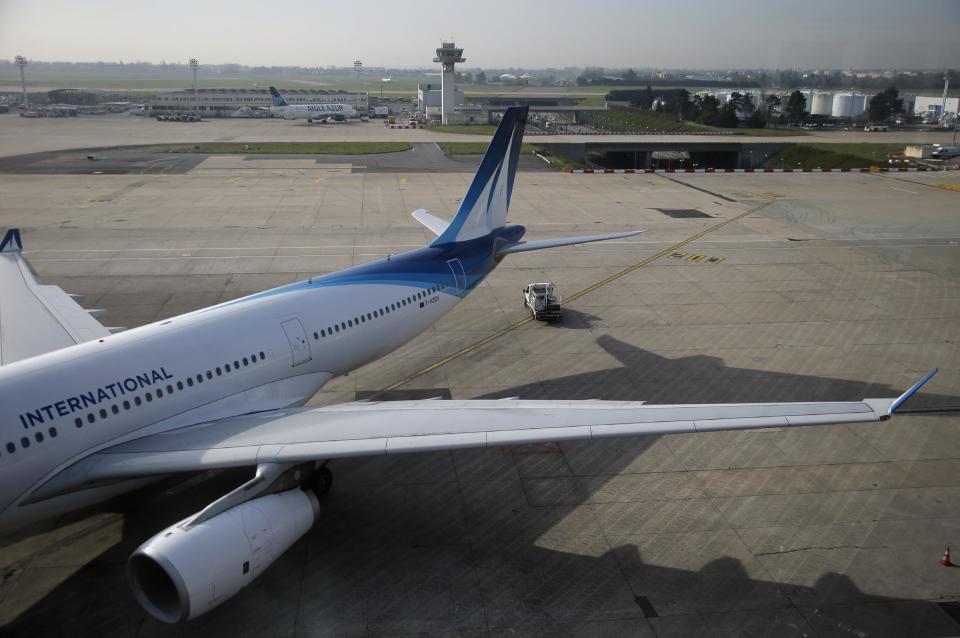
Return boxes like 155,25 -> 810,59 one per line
587,148 -> 741,170
595,150 -> 650,169
688,150 -> 740,169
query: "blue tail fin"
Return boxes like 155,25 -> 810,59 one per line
0,229 -> 22,253
269,86 -> 288,107
432,106 -> 528,246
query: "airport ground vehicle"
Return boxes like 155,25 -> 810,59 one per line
523,283 -> 562,321
864,124 -> 888,132
931,146 -> 960,159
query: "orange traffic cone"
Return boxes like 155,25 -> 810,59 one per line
940,546 -> 953,567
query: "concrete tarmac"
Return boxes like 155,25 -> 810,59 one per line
1,165 -> 959,637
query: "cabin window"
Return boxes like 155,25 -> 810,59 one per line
35,432 -> 43,443
112,405 -> 120,415
20,437 -> 29,449
225,364 -> 231,373
177,381 -> 184,390
99,409 -> 108,419
48,427 -> 57,438
5,443 -> 14,453
123,400 -> 131,410
134,397 -> 142,406
75,418 -> 83,428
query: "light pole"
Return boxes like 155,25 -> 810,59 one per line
189,58 -> 199,115
15,55 -> 28,108
353,60 -> 362,82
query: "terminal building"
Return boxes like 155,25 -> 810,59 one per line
147,88 -> 368,117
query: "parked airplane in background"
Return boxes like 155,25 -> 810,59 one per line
0,106 -> 934,624
268,86 -> 357,122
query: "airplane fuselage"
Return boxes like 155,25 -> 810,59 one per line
270,103 -> 357,121
0,226 -> 524,529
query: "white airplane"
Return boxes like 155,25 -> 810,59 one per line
0,106 -> 934,623
268,86 -> 357,122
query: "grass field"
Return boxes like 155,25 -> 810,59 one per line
763,143 -> 905,169
737,127 -> 806,137
590,110 -> 720,133
428,124 -> 498,135
167,142 -> 412,154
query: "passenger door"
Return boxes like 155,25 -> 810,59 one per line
280,318 -> 312,367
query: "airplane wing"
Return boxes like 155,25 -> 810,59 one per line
30,370 -> 935,500
0,229 -> 110,366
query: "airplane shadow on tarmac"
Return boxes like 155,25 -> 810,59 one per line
2,336 -> 959,636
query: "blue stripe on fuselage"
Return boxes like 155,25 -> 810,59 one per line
214,225 -> 526,310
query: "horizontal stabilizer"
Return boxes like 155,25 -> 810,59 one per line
496,230 -> 644,256
411,209 -> 450,237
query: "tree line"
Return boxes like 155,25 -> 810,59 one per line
578,68 -> 955,92
607,86 -> 906,128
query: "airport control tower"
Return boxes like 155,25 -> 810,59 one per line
433,41 -> 464,124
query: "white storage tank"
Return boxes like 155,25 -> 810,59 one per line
832,93 -> 868,118
831,93 -> 853,117
811,92 -> 833,116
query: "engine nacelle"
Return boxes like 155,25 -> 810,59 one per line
127,488 -> 319,623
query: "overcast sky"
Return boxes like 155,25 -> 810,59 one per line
1,0 -> 958,70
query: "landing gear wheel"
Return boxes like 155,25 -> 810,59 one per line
308,466 -> 333,496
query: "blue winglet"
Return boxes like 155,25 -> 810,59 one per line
890,368 -> 938,413
0,229 -> 22,253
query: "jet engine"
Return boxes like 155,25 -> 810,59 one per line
127,487 -> 319,623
